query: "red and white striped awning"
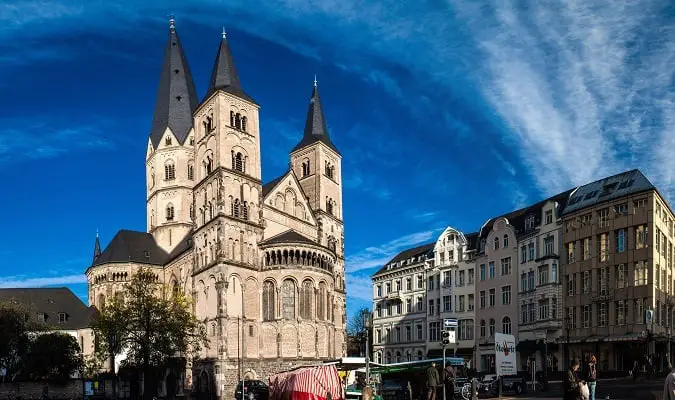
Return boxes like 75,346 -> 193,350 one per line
269,365 -> 344,400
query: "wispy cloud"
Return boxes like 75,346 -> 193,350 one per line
0,274 -> 87,288
346,230 -> 439,273
0,118 -> 114,165
408,210 -> 440,223
346,274 -> 373,303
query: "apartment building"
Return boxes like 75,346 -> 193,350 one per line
562,169 -> 675,371
426,227 -> 478,362
516,191 -> 572,373
372,243 -> 434,364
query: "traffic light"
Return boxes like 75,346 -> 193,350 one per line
441,330 -> 451,345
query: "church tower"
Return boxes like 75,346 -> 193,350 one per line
290,81 -> 346,293
191,29 -> 263,277
145,18 -> 199,253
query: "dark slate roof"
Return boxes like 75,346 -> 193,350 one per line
260,230 -> 317,246
464,232 -> 479,251
291,84 -> 340,155
93,230 -> 168,267
0,287 -> 94,330
149,24 -> 198,148
203,34 -> 257,105
562,169 -> 655,216
93,234 -> 102,263
262,173 -> 286,198
372,242 -> 434,277
478,189 -> 575,243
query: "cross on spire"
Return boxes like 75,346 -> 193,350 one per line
313,74 -> 318,87
222,26 -> 227,39
168,14 -> 175,30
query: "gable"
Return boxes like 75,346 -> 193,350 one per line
263,170 -> 317,225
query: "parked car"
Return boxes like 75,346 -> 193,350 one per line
235,380 -> 269,400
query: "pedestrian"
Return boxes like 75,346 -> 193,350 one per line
584,355 -> 597,400
564,359 -> 584,400
663,364 -> 675,400
426,362 -> 440,400
443,365 -> 455,399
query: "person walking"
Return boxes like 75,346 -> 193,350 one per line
564,359 -> 584,400
426,362 -> 440,400
584,355 -> 597,400
664,364 -> 675,400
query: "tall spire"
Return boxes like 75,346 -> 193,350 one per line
93,230 -> 102,264
203,29 -> 256,104
149,17 -> 198,148
291,79 -> 340,155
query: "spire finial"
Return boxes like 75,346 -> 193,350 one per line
313,74 -> 318,87
96,228 -> 99,238
222,26 -> 227,39
168,14 -> 175,30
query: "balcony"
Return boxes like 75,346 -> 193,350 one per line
387,291 -> 402,301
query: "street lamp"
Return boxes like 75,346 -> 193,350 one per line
362,310 -> 373,390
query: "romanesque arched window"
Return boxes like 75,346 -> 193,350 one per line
232,151 -> 244,173
242,201 -> 249,220
188,163 -> 194,180
235,113 -> 242,130
326,198 -> 334,216
164,160 -> 175,181
149,167 -> 155,188
262,281 -> 275,321
317,282 -> 326,321
324,161 -> 334,179
300,279 -> 314,320
205,155 -> 213,175
301,159 -> 310,177
502,316 -> 512,334
189,204 -> 194,221
166,203 -> 174,221
281,279 -> 296,320
232,199 -> 240,218
242,116 -> 247,132
230,111 -> 235,127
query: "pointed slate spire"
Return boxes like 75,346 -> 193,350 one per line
149,18 -> 198,148
93,230 -> 102,264
291,79 -> 340,155
203,29 -> 256,104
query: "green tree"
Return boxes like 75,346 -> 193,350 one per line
0,302 -> 36,381
19,332 -> 83,384
92,269 -> 207,400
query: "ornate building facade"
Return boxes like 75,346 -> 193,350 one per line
84,20 -> 347,398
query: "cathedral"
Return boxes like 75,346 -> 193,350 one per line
85,19 -> 347,397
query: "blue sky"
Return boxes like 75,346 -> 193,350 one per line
1,0 -> 674,322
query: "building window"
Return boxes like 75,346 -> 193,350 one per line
568,242 -> 576,264
428,321 -> 441,341
521,246 -> 527,264
428,300 -> 435,316
617,229 -> 626,252
480,264 -> 486,281
567,274 -> 576,296
528,271 -> 535,291
376,285 -> 382,297
232,151 -> 245,173
521,273 -> 527,292
406,326 -> 411,341
583,305 -> 591,328
545,210 -> 553,224
417,325 -> 423,340
480,320 -> 486,337
489,262 -> 495,279
164,161 -> 176,180
634,261 -> 648,286
636,225 -> 648,249
417,275 -> 423,289
326,198 -> 334,215
489,289 -> 495,307
443,295 -> 451,311
58,312 -> 67,323
281,279 -> 296,320
501,285 -> 511,305
503,234 -> 509,248
599,233 -> 609,262
525,215 -> 535,230
502,316 -> 512,334
166,204 -> 174,221
494,237 -> 500,250
616,300 -> 626,325
489,318 -> 495,336
302,159 -> 310,177
538,300 -> 549,320
459,319 -> 474,340
635,298 -> 645,323
324,161 -> 335,179
165,136 -> 172,146
544,236 -> 554,256
479,291 -> 485,309
262,282 -> 275,321
538,266 -> 549,285
468,268 -> 474,284
317,282 -> 326,321
598,302 -> 608,327
598,208 -> 610,227
500,257 -> 511,275
528,243 -> 535,260
616,264 -> 626,288
187,163 -> 194,180
582,271 -> 590,293
406,278 -> 411,291
468,294 -> 474,311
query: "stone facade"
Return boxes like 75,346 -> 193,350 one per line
85,21 -> 346,399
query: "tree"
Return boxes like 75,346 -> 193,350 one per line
0,302 -> 35,381
92,269 -> 208,400
19,332 -> 83,384
347,308 -> 372,357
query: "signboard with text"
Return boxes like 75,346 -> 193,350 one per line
494,332 -> 517,376
444,318 -> 458,328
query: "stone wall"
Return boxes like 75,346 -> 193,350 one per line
0,381 -> 82,399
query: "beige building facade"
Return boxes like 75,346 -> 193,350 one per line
85,20 -> 346,398
562,169 -> 674,372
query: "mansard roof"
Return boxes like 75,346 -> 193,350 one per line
562,169 -> 655,216
372,242 -> 434,278
149,23 -> 198,148
260,230 -> 317,246
0,287 -> 95,330
92,230 -> 168,267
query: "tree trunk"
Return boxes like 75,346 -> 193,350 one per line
109,352 -> 117,400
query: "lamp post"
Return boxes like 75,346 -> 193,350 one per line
362,310 -> 373,390
564,316 -> 571,368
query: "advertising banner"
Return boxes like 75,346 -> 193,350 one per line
494,332 -> 517,376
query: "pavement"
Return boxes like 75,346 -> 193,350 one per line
481,377 -> 664,399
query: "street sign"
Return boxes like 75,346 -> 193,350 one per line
444,318 -> 458,328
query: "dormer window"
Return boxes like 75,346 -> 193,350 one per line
165,136 -> 172,146
525,215 -> 535,230
58,312 -> 67,323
